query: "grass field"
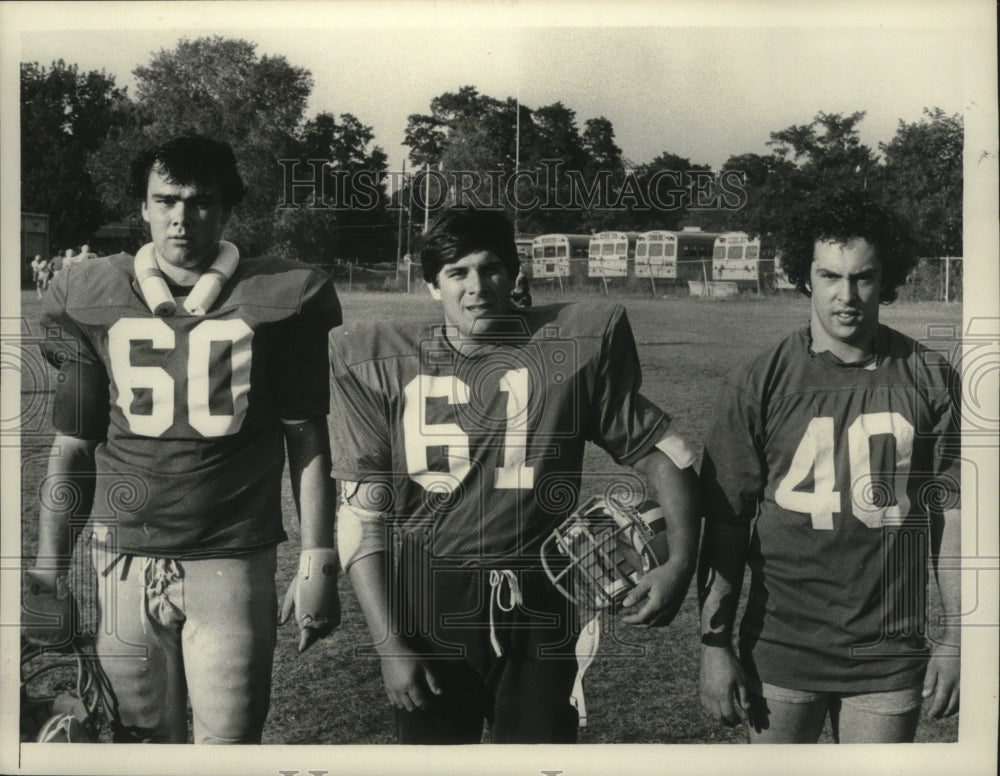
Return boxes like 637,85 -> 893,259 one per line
16,287 -> 962,745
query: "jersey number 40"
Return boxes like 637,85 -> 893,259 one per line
774,412 -> 914,529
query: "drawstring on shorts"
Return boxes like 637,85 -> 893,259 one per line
488,569 -> 522,657
485,567 -> 598,729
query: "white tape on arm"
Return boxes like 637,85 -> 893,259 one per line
655,430 -> 698,470
337,498 -> 388,572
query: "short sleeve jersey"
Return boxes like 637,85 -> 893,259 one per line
328,302 -> 669,566
41,253 -> 342,559
701,325 -> 961,692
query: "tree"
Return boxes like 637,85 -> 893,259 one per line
86,98 -> 154,228
272,112 -> 393,264
628,151 -> 715,232
526,102 -> 588,171
722,152 -> 793,189
402,114 -> 447,168
517,101 -> 591,234
403,86 -> 502,168
403,89 -> 643,235
767,112 -> 879,213
21,60 -> 130,249
582,117 -> 622,172
769,112 -> 874,169
722,112 -> 880,240
880,108 -> 963,256
89,37 -> 313,255
576,117 -> 628,232
403,86 -> 511,226
132,37 -> 311,142
713,152 -> 796,234
440,98 -> 515,176
438,97 -> 527,216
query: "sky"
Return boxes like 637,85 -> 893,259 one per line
13,5 -> 975,178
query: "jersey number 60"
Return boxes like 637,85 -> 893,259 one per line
108,318 -> 253,438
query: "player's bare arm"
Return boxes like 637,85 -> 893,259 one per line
279,418 -> 341,653
924,505 -> 961,719
620,448 -> 699,627
31,436 -> 97,582
697,517 -> 751,726
339,480 -> 442,712
24,435 -> 98,645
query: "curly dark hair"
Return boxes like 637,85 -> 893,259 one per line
776,191 -> 917,303
129,135 -> 247,210
419,207 -> 520,284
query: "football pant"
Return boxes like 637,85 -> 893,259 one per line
91,536 -> 277,743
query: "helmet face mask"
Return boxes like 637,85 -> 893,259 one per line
20,639 -> 112,743
541,495 -> 669,611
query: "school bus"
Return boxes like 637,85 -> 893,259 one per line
712,232 -> 776,291
531,234 -> 590,279
636,229 -> 719,281
587,231 -> 638,278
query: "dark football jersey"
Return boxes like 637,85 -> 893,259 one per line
701,325 -> 960,692
328,302 -> 669,566
41,253 -> 342,558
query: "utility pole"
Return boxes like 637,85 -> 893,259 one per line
406,169 -> 413,259
423,162 -> 431,234
514,92 -> 520,235
396,158 -> 406,265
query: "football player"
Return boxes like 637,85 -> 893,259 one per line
23,135 -> 342,743
330,207 -> 699,744
698,194 -> 961,743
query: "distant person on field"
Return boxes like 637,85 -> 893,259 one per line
32,255 -> 52,297
698,194 -> 960,743
78,243 -> 97,261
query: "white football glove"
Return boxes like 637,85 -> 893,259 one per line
22,570 -> 76,650
279,548 -> 341,653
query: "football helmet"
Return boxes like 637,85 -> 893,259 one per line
541,494 -> 669,611
20,638 -> 114,743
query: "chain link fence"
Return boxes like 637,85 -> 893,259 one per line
315,256 -> 962,302
899,257 -> 963,303
315,261 -> 418,293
